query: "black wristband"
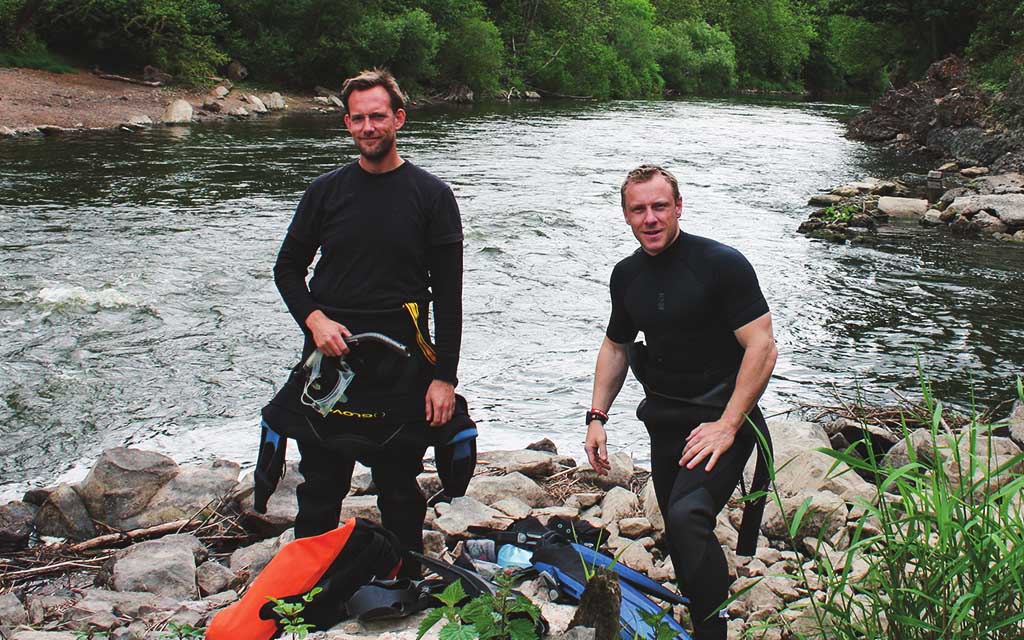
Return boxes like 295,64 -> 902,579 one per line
586,410 -> 608,425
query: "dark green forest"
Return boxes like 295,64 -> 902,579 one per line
1,0 -> 1022,98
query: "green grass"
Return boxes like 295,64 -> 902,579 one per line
741,373 -> 1024,639
0,47 -> 74,73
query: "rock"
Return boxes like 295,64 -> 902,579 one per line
544,602 -> 582,635
35,483 -> 97,540
263,92 -> 286,111
971,172 -> 1024,194
960,166 -> 990,177
523,91 -> 542,100
734,575 -> 784,611
0,125 -> 17,137
0,592 -> 28,626
533,505 -> 580,523
600,486 -> 639,523
112,534 -> 205,599
143,65 -> 172,83
877,196 -> 928,217
761,490 -> 847,542
339,495 -> 381,524
314,96 -> 332,105
212,85 -> 230,98
808,194 -> 843,206
921,209 -> 945,226
314,85 -> 334,97
229,535 -> 283,578
618,516 -> 653,538
245,94 -> 268,114
612,541 -> 655,574
755,421 -> 875,503
78,448 -> 178,530
237,461 -> 302,536
226,61 -> 248,82
125,459 -> 240,529
229,106 -> 250,118
197,560 -> 238,596
970,211 -> 1008,234
467,472 -> 554,508
433,496 -> 507,537
161,99 -> 193,125
201,100 -> 222,113
423,529 -> 445,557
329,95 -> 344,108
1008,400 -> 1024,449
491,496 -> 533,520
0,500 -> 36,551
480,449 -> 568,478
938,161 -> 958,172
649,556 -> 674,582
124,114 -> 153,129
830,185 -> 860,197
64,596 -> 120,632
1016,230 -> 1024,242
442,85 -> 474,104
639,479 -> 664,533
526,437 -> 558,453
577,451 -> 634,489
947,194 -> 1024,227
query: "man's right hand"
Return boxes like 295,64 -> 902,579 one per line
584,421 -> 611,476
304,310 -> 351,357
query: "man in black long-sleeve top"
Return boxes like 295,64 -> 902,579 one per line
273,69 -> 463,571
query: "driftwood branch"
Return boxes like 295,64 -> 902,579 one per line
1,555 -> 112,580
93,70 -> 162,87
69,518 -> 193,553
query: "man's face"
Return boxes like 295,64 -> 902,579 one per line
343,86 -> 406,162
622,175 -> 682,255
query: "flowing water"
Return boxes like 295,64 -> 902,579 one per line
2,98 -> 1022,500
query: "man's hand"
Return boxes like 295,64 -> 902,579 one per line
680,420 -> 738,472
425,379 -> 455,426
584,421 -> 611,476
304,310 -> 351,357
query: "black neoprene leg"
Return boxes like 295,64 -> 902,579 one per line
648,409 -> 755,640
294,440 -> 356,538
367,444 -> 428,578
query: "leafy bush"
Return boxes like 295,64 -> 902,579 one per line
418,574 -> 541,640
823,15 -> 896,92
748,376 -> 1024,639
657,19 -> 736,94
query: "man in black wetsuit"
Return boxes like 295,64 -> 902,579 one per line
273,69 -> 463,574
584,165 -> 777,639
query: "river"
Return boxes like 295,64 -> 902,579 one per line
1,98 -> 1022,500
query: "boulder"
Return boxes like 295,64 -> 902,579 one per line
756,421 -> 875,503
339,495 -> 381,524
229,535 -> 282,579
600,486 -> 639,523
197,560 -> 238,596
263,92 -> 287,111
946,194 -> 1024,227
618,516 -> 653,538
63,596 -> 120,632
576,451 -> 634,489
969,211 -> 1008,234
112,534 -> 205,599
161,99 -> 193,125
0,125 -> 17,137
1008,400 -> 1024,450
526,437 -> 558,453
971,172 -> 1024,194
124,459 -> 240,529
877,196 -> 928,217
523,91 -> 542,100
884,429 -> 939,468
69,589 -> 177,620
143,65 -> 173,83
313,96 -> 332,105
0,500 -> 36,551
479,449 -> 568,478
761,490 -> 847,542
212,85 -> 230,98
124,114 -> 153,129
229,106 -> 250,118
0,592 -> 28,626
921,209 -> 944,226
640,479 -> 664,533
245,94 -> 268,114
329,95 -> 344,108
960,166 -> 990,177
200,100 -> 222,113
433,496 -> 507,537
466,472 -> 554,508
78,448 -> 178,529
808,194 -> 843,206
236,461 -> 302,535
226,61 -> 248,82
35,483 -> 97,540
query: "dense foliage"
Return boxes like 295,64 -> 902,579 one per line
1,0 -> 1021,97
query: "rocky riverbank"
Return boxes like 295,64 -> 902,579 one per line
2,401 -> 1023,639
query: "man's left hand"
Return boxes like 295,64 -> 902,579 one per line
425,380 -> 455,426
680,420 -> 737,472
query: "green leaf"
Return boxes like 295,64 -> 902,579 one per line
438,621 -> 478,640
508,617 -> 538,640
788,495 -> 814,538
436,580 -> 468,608
417,608 -> 446,639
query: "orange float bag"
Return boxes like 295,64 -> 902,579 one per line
206,518 -> 402,639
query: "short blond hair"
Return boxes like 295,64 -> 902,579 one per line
340,68 -> 405,112
620,165 -> 680,209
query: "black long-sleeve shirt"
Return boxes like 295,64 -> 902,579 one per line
274,161 -> 463,384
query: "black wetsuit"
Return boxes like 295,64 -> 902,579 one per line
606,231 -> 769,640
274,160 -> 462,575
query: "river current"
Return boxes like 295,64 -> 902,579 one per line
1,98 -> 1022,500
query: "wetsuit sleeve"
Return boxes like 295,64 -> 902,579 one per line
427,186 -> 463,246
429,241 -> 463,386
273,187 -> 321,328
605,264 -> 639,344
713,247 -> 769,330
